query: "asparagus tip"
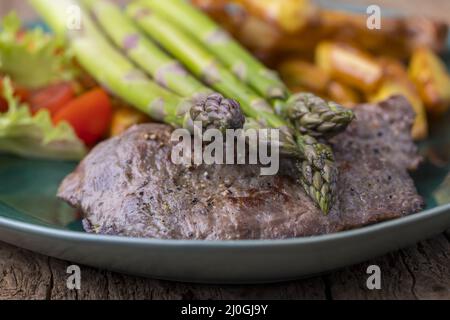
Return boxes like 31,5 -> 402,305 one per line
190,93 -> 245,132
286,92 -> 355,138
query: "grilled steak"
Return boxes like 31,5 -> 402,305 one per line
58,96 -> 424,240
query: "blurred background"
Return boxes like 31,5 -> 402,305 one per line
1,0 -> 449,150
1,0 -> 449,139
1,0 -> 449,142
2,1 -> 450,23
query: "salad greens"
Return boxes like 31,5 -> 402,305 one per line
0,12 -> 74,89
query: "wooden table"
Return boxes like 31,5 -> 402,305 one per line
1,1 -> 449,300
0,235 -> 448,300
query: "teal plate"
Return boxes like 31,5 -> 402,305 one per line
0,17 -> 450,283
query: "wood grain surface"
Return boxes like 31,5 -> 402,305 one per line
1,235 -> 448,300
0,0 -> 449,300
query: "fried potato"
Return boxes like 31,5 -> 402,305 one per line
233,0 -> 317,33
191,0 -> 321,59
315,42 -> 383,93
378,57 -> 410,80
278,59 -> 330,93
110,106 -> 151,137
319,11 -> 448,59
409,47 -> 450,115
237,15 -> 280,52
192,1 -> 448,61
326,81 -> 360,107
277,59 -> 360,107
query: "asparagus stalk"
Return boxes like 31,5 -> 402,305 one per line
126,2 -> 285,129
29,0 -> 245,133
139,0 -> 288,100
241,118 -> 300,158
81,0 -> 209,98
296,135 -> 337,213
139,0 -> 354,138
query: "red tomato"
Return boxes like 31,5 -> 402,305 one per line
29,82 -> 75,116
0,97 -> 7,112
14,85 -> 30,102
53,88 -> 112,145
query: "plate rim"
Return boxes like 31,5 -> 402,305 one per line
2,19 -> 450,250
1,202 -> 449,247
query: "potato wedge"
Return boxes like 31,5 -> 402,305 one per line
315,42 -> 383,93
110,106 -> 151,137
278,59 -> 330,93
378,57 -> 410,81
233,0 -> 317,33
326,81 -> 360,107
409,47 -> 450,115
192,1 -> 448,61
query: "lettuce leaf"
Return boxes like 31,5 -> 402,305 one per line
0,77 -> 86,160
0,12 -> 75,89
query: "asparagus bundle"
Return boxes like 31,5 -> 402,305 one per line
126,1 -> 284,129
140,0 -> 355,138
29,0 -> 245,133
80,0 -> 300,161
127,2 -> 337,213
81,0 -> 208,98
140,0 -> 289,100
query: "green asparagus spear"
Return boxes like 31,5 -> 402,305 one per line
242,118 -> 298,158
81,0 -> 209,98
29,0 -> 245,133
139,0 -> 354,138
139,0 -> 288,100
126,2 -> 285,129
285,93 -> 356,138
296,135 -> 337,213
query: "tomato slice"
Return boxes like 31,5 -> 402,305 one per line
53,88 -> 112,145
29,82 -> 75,116
0,97 -> 7,112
